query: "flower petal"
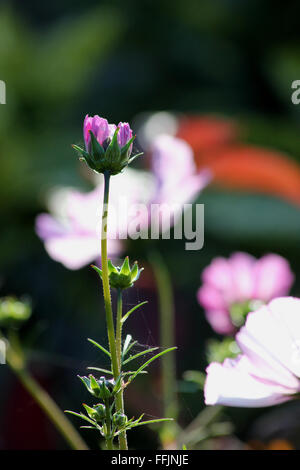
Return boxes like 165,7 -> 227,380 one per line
253,254 -> 294,301
237,297 -> 300,380
205,357 -> 293,407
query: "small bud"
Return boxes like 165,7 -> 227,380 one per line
0,297 -> 31,328
92,257 -> 143,291
113,412 -> 128,428
83,403 -> 106,422
93,404 -> 106,421
78,374 -> 115,399
98,376 -> 113,400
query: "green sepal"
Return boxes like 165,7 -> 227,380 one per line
91,264 -> 102,280
105,128 -> 121,165
72,144 -> 89,159
78,375 -> 93,395
120,256 -> 131,276
82,403 -> 99,421
89,131 -> 105,160
83,403 -> 106,422
89,374 -> 101,397
120,135 -> 136,162
108,260 -> 118,275
105,257 -> 144,290
128,152 -> 143,165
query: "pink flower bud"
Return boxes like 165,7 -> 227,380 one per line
83,114 -> 110,151
117,122 -> 133,153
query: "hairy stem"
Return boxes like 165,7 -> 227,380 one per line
104,397 -> 113,450
101,171 -> 119,379
100,171 -> 127,450
116,288 -> 128,449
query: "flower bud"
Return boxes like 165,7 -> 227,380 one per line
92,257 -> 143,290
83,403 -> 106,422
78,374 -> 115,399
113,412 -> 127,428
73,115 -> 142,176
98,376 -> 114,400
0,297 -> 31,328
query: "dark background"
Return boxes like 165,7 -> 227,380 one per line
1,0 -> 300,449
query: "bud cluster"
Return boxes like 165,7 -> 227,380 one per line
77,374 -> 129,432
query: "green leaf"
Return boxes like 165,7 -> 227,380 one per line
80,426 -> 98,430
127,347 -> 177,383
122,347 -> 159,366
130,418 -> 174,428
65,410 -> 96,426
121,301 -> 148,324
87,367 -> 113,375
87,338 -> 111,358
87,367 -> 147,376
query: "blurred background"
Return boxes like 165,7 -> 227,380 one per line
1,0 -> 300,450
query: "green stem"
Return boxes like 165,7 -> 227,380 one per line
149,251 -> 178,446
100,171 -> 119,380
104,398 -> 113,450
100,171 -> 127,450
116,288 -> 128,450
2,332 -> 88,450
116,289 -> 123,368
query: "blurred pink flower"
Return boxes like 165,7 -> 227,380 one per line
150,134 -> 211,208
205,297 -> 300,407
36,135 -> 210,270
197,252 -> 294,334
35,187 -> 121,270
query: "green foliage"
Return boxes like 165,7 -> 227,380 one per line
67,337 -> 175,442
206,338 -> 240,364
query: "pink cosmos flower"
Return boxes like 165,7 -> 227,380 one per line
83,115 -> 132,153
35,187 -> 121,270
197,252 -> 294,335
205,297 -> 300,408
150,134 -> 211,208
